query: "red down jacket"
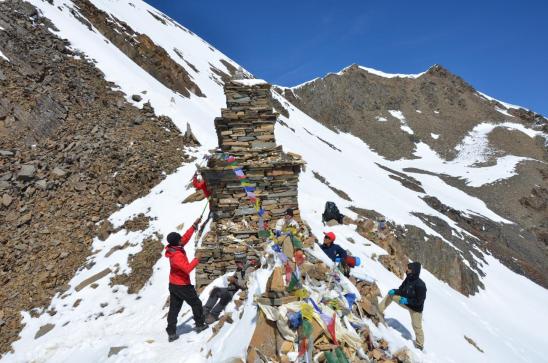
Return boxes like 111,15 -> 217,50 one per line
192,176 -> 211,198
165,226 -> 198,286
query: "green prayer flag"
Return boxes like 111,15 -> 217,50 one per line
324,351 -> 338,363
287,272 -> 300,292
302,319 -> 313,337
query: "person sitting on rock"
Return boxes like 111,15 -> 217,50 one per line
203,253 -> 258,324
165,217 -> 208,342
274,208 -> 300,237
320,232 -> 353,276
378,262 -> 427,350
320,232 -> 347,262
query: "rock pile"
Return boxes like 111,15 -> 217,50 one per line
195,80 -> 304,288
0,0 -> 189,353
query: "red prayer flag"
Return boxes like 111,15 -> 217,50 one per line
298,337 -> 308,357
327,312 -> 338,345
284,262 -> 292,284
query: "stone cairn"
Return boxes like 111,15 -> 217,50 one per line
195,80 -> 304,289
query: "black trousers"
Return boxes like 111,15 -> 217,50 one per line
203,287 -> 235,318
166,284 -> 204,335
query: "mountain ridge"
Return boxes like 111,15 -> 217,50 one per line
1,0 -> 547,361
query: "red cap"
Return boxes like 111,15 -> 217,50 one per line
323,232 -> 336,242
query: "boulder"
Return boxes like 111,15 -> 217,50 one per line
17,212 -> 32,226
35,180 -> 48,190
17,164 -> 36,181
266,267 -> 285,293
131,94 -> 142,102
182,190 -> 206,203
2,194 -> 12,207
246,310 -> 279,363
51,167 -> 66,178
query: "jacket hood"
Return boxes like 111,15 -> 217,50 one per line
408,262 -> 421,278
165,245 -> 185,258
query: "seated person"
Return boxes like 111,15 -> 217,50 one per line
320,232 -> 353,277
274,208 -> 300,236
203,253 -> 258,324
319,232 -> 347,262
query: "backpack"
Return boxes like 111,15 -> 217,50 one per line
322,201 -> 343,224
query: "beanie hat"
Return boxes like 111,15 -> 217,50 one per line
323,231 -> 336,242
286,208 -> 294,217
167,232 -> 181,246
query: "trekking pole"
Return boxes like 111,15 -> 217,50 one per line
199,199 -> 210,218
194,199 -> 210,247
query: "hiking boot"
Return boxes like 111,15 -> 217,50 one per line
413,341 -> 424,351
195,323 -> 208,333
205,313 -> 218,325
168,333 -> 179,342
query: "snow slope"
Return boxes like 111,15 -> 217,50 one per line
4,0 -> 547,362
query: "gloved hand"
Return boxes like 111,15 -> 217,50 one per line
399,297 -> 408,305
335,257 -> 342,263
388,289 -> 396,296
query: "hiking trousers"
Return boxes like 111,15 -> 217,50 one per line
204,287 -> 235,318
166,284 -> 205,335
379,294 -> 424,348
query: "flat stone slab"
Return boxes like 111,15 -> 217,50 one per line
75,268 -> 112,292
256,295 -> 298,306
34,323 -> 55,339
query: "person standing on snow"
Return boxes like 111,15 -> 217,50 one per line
378,262 -> 427,350
165,217 -> 207,342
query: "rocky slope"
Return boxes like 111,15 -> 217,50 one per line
283,64 -> 548,289
0,0 -> 193,353
0,0 -> 547,361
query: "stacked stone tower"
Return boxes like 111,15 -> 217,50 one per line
195,80 -> 304,288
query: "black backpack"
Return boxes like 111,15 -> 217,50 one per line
322,201 -> 343,224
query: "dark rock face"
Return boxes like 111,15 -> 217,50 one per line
286,64 -> 545,161
287,63 -> 548,291
110,236 -> 163,294
0,1 -> 191,354
422,196 -> 547,288
73,0 -> 204,98
351,206 -> 484,295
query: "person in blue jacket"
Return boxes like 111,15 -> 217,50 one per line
320,232 -> 347,262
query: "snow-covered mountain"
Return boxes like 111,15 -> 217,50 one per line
1,0 -> 547,362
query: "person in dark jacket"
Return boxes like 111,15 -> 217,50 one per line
319,232 -> 353,276
319,232 -> 347,262
203,253 -> 258,324
379,262 -> 427,350
165,217 -> 207,342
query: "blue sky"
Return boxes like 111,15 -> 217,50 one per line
146,0 -> 547,115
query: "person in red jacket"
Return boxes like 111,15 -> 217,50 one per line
165,217 -> 207,342
192,172 -> 211,198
